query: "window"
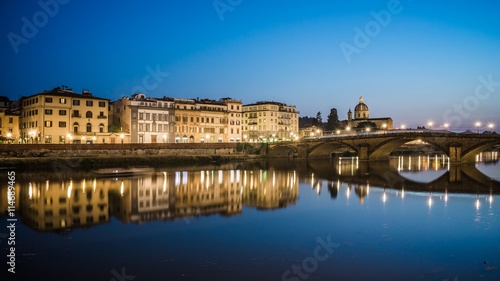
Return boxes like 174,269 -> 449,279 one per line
45,97 -> 53,103
86,111 -> 93,118
9,118 -> 13,124
86,100 -> 93,106
45,121 -> 52,127
73,110 -> 80,117
99,123 -> 104,133
98,101 -> 106,107
139,113 -> 144,120
86,123 -> 92,133
45,109 -> 53,115
59,110 -> 67,116
45,135 -> 52,143
59,121 -> 66,128
73,99 -> 80,106
60,98 -> 66,104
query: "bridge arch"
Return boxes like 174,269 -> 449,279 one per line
461,140 -> 500,162
267,145 -> 297,158
307,141 -> 357,158
369,137 -> 448,160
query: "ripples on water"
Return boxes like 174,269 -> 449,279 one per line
2,152 -> 499,280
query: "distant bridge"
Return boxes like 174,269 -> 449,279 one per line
266,130 -> 500,163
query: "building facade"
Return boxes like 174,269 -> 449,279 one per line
174,98 -> 242,143
242,101 -> 299,142
113,93 -> 175,143
0,110 -> 20,143
19,87 -> 125,144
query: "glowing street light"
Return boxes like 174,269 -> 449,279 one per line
400,124 -> 406,130
427,121 -> 434,130
120,133 -> 125,144
488,123 -> 495,131
28,130 -> 36,143
381,123 -> 387,129
346,126 -> 351,132
475,122 -> 481,133
443,123 -> 450,130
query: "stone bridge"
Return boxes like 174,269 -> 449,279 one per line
265,130 -> 500,163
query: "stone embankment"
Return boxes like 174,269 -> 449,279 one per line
0,143 -> 266,169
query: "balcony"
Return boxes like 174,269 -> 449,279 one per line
72,114 -> 82,118
97,115 -> 107,119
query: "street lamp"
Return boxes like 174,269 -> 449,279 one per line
400,124 -> 406,130
443,123 -> 449,130
475,122 -> 481,133
427,121 -> 434,130
163,134 -> 167,143
346,126 -> 351,132
488,123 -> 494,131
120,133 -> 124,144
28,130 -> 35,143
382,123 -> 387,129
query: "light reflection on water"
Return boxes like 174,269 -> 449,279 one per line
2,152 -> 500,280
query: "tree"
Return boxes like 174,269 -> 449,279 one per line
326,108 -> 341,130
315,111 -> 323,127
108,124 -> 121,133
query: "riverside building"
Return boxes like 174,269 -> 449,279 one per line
19,86 -> 124,144
242,101 -> 299,142
112,93 -> 175,143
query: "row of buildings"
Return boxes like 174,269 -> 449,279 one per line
1,87 -> 393,144
0,86 -> 300,144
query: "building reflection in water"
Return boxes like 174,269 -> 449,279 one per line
3,167 -> 299,232
19,178 -> 110,231
2,152 -> 497,232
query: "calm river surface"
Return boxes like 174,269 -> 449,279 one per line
2,153 -> 500,281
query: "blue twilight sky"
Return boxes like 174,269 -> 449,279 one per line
1,0 -> 500,129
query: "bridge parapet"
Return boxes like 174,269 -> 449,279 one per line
270,131 -> 500,162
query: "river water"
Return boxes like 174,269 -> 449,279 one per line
2,152 -> 500,280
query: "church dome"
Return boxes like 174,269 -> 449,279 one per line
354,96 -> 369,111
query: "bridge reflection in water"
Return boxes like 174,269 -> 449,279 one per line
2,152 -> 498,233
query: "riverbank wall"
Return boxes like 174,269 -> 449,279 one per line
0,143 -> 266,170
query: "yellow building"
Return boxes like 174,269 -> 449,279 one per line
0,110 -> 20,143
242,101 -> 299,142
299,125 -> 323,139
174,98 -> 242,143
20,86 -> 126,144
